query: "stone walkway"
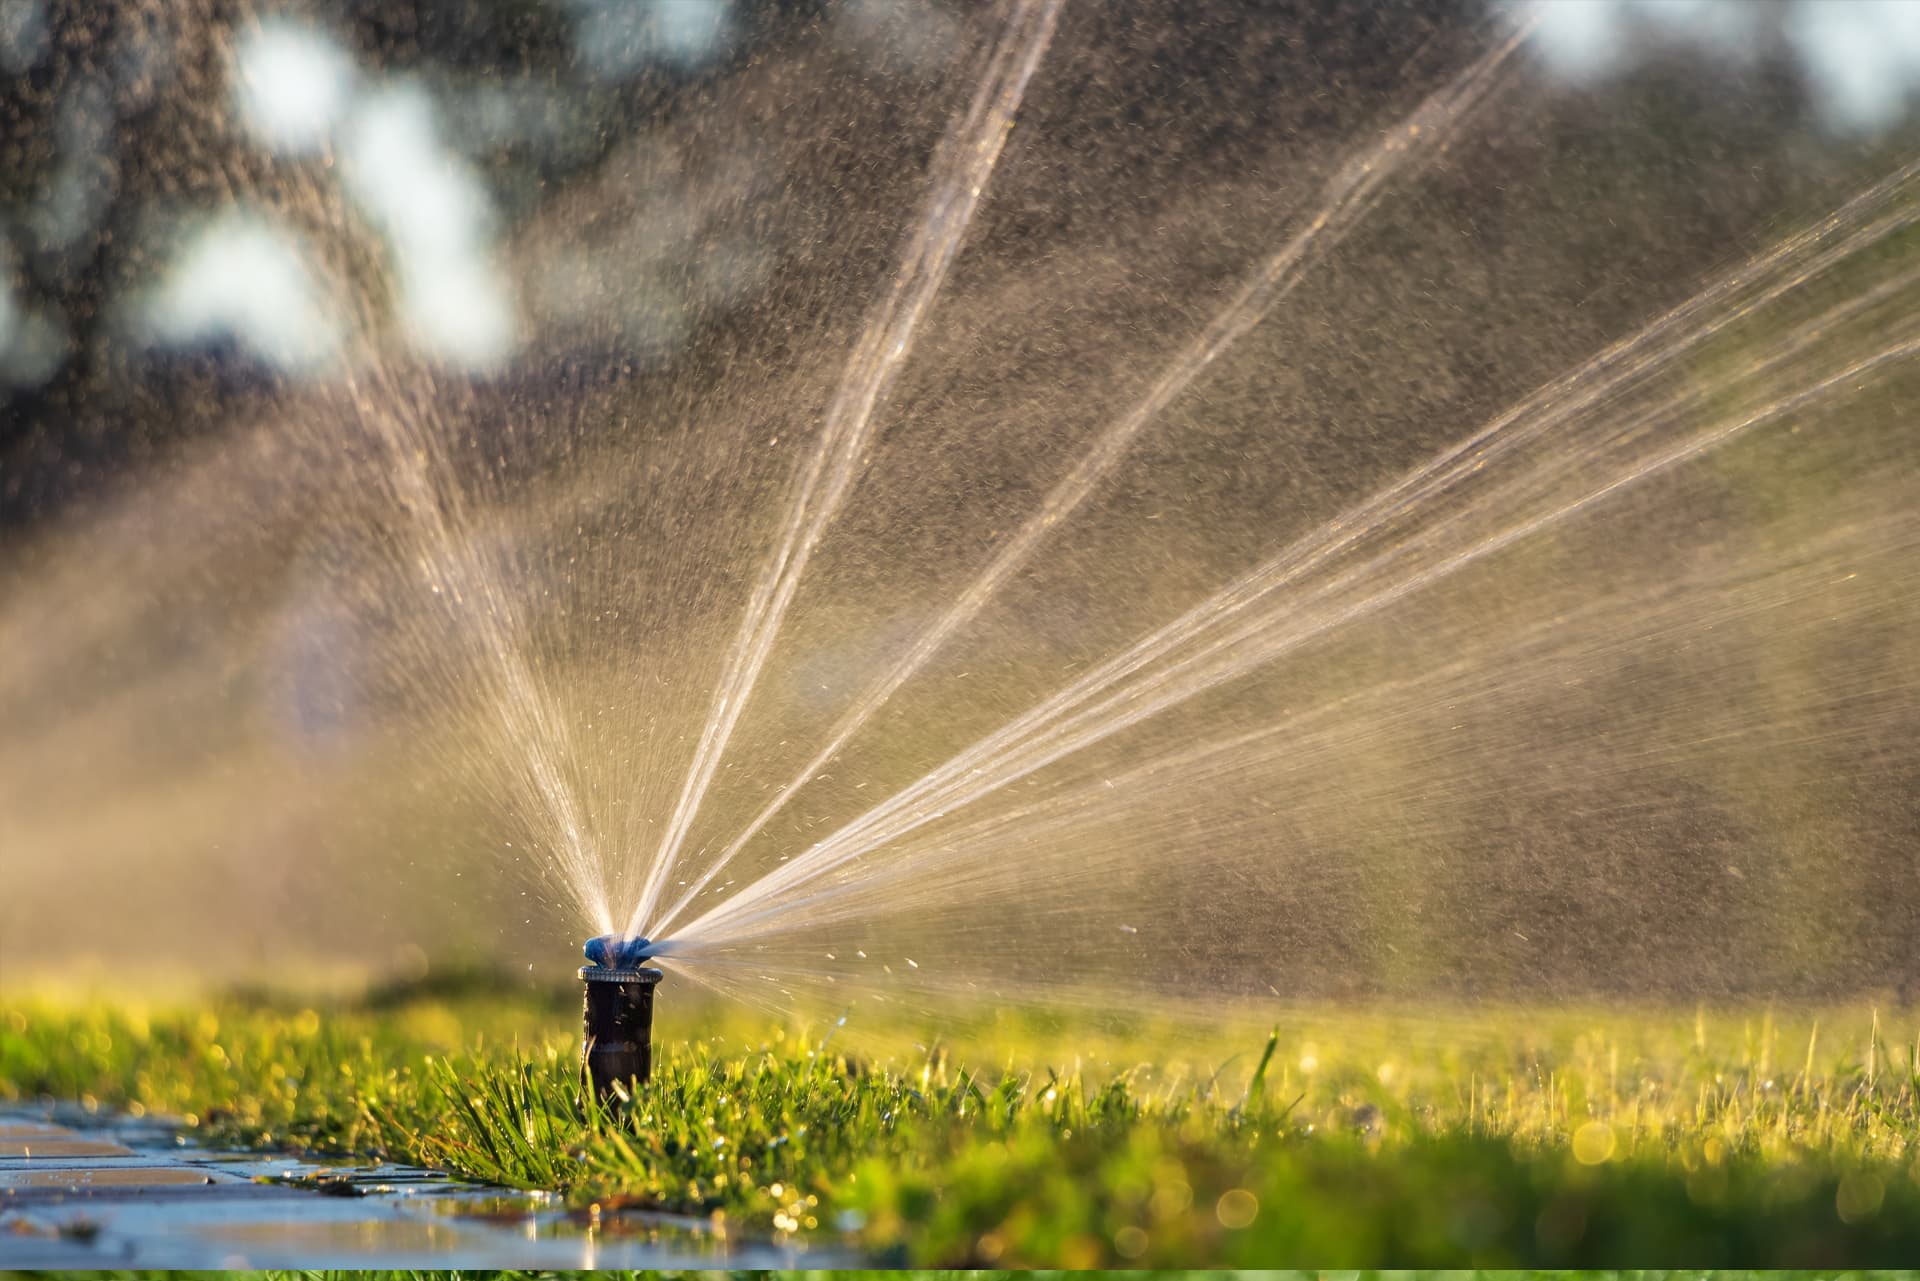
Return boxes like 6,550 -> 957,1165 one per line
0,1105 -> 830,1267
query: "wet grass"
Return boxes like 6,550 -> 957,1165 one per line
9,1274 -> 1920,1281
13,1274 -> 1920,1281
2,989 -> 1917,1266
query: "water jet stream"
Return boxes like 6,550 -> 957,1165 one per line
679,343 -> 1920,952
688,327 -> 1920,940
624,0 -> 1064,938
674,514 -> 1920,948
343,358 -> 613,930
649,24 -> 1529,937
668,174 -> 1920,944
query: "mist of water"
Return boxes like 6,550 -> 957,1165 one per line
648,24 -> 1530,937
624,0 -> 1065,938
3,1 -> 1917,1014
661,159 -> 1920,954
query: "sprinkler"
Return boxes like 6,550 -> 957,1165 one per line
579,934 -> 664,1100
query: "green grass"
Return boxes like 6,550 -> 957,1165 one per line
11,1274 -> 1920,1281
7,1274 -> 1920,1281
3,986 -> 1918,1266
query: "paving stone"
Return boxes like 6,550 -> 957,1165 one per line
0,1105 -> 842,1267
0,1167 -> 222,1191
0,1122 -> 74,1140
0,1138 -> 136,1158
0,1153 -> 242,1173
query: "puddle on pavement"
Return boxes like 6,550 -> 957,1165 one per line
402,1192 -> 556,1221
0,1104 -> 848,1267
197,1216 -> 473,1252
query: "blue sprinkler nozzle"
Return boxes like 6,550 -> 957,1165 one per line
584,933 -> 653,970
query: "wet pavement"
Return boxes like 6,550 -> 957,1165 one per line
0,1104 -> 841,1267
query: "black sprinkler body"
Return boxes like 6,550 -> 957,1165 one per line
580,934 -> 663,1100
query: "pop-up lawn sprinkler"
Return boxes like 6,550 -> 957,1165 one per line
580,934 -> 664,1100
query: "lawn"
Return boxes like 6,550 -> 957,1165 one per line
9,1274 -> 1920,1281
3,979 -> 1917,1266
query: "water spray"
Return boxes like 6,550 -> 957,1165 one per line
579,934 -> 664,1100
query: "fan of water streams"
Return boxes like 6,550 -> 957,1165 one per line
1,0 -> 1916,1016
